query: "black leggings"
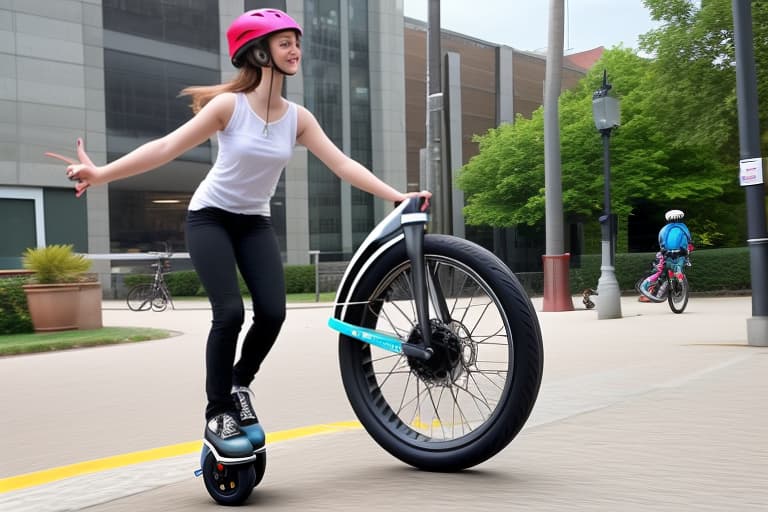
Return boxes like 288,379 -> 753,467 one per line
186,207 -> 286,420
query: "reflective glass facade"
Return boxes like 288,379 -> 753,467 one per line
109,191 -> 190,253
304,0 -> 343,255
348,0 -> 374,248
0,199 -> 36,269
102,1 -> 220,253
103,0 -> 219,52
104,49 -> 218,160
303,0 -> 374,258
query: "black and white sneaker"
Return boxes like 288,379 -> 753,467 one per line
232,386 -> 259,426
203,412 -> 255,462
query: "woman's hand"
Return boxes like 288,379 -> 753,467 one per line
400,190 -> 432,211
44,138 -> 102,198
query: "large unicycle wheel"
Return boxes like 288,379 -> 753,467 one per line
668,275 -> 689,314
200,449 -> 256,506
338,234 -> 544,472
126,284 -> 153,311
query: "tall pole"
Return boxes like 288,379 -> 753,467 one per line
602,133 -> 611,240
732,0 -> 768,345
593,71 -> 622,319
426,0 -> 445,233
541,0 -> 574,311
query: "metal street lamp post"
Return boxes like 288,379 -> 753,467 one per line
592,70 -> 622,319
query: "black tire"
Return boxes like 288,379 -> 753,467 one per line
668,275 -> 689,314
338,234 -> 543,472
252,452 -> 266,488
201,451 -> 256,505
126,284 -> 153,311
151,289 -> 168,312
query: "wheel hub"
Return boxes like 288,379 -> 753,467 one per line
406,320 -> 464,385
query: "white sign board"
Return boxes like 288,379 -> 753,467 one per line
739,158 -> 764,186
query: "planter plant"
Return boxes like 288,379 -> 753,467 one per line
22,244 -> 103,332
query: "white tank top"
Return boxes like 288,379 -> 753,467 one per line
189,92 -> 298,216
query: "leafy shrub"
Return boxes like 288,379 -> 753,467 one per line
164,271 -> 201,297
122,266 -> 317,297
123,274 -> 152,288
285,265 -> 316,294
22,244 -> 92,284
0,277 -> 33,334
683,247 -> 751,291
511,247 -> 752,296
235,266 -> 316,295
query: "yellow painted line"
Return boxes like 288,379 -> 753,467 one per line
0,421 -> 362,495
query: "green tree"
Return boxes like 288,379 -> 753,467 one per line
640,0 -> 768,157
637,0 -> 766,245
457,47 -> 733,246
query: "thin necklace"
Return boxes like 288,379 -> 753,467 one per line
262,71 -> 274,137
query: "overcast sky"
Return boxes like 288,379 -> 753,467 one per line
402,0 -> 661,54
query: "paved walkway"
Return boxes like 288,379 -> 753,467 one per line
1,295 -> 766,511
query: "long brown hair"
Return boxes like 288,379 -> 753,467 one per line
180,65 -> 262,114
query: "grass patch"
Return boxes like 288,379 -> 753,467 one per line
0,327 -> 173,356
1,293 -> 332,357
286,292 -> 336,303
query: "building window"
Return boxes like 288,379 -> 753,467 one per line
304,0 -> 343,256
104,49 -> 218,162
348,0 -> 373,248
103,0 -> 219,52
108,191 -> 189,253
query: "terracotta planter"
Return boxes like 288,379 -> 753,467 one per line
77,282 -> 103,330
23,282 -> 103,332
23,283 -> 81,332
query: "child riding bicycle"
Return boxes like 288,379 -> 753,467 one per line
638,209 -> 693,302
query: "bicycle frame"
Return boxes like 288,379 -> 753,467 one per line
153,257 -> 174,308
327,198 -> 436,361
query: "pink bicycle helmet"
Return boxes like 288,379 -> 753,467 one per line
227,9 -> 302,68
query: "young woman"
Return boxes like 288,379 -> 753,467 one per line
47,8 -> 430,461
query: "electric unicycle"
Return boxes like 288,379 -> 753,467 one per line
195,423 -> 267,505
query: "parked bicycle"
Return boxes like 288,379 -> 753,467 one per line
635,251 -> 691,314
126,245 -> 174,312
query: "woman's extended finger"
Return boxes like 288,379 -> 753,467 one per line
76,138 -> 95,166
44,152 -> 78,165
